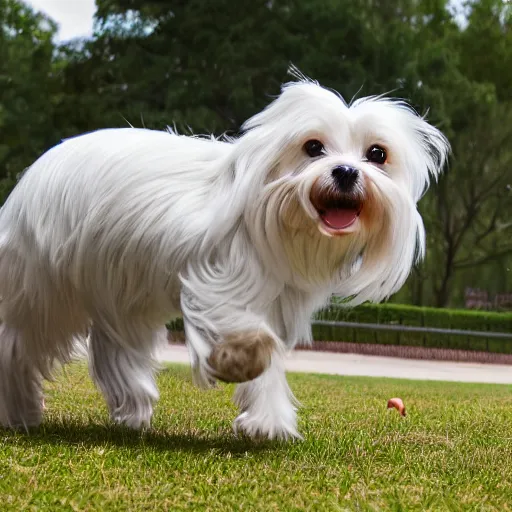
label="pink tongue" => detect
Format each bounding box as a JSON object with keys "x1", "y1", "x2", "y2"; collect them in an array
[{"x1": 321, "y1": 208, "x2": 359, "y2": 229}]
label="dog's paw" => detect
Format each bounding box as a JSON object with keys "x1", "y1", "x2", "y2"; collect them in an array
[
  {"x1": 112, "y1": 409, "x2": 153, "y2": 430},
  {"x1": 207, "y1": 330, "x2": 276, "y2": 383},
  {"x1": 233, "y1": 411, "x2": 302, "y2": 441},
  {"x1": 0, "y1": 412, "x2": 43, "y2": 430}
]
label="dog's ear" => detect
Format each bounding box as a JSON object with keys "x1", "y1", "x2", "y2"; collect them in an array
[
  {"x1": 378, "y1": 102, "x2": 451, "y2": 202},
  {"x1": 414, "y1": 116, "x2": 451, "y2": 181},
  {"x1": 404, "y1": 114, "x2": 451, "y2": 203}
]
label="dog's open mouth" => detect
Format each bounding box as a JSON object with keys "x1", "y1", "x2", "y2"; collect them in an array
[{"x1": 313, "y1": 197, "x2": 363, "y2": 231}]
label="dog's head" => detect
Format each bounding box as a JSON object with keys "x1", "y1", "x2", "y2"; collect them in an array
[{"x1": 216, "y1": 73, "x2": 450, "y2": 303}]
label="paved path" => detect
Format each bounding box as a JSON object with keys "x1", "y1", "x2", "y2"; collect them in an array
[{"x1": 158, "y1": 344, "x2": 512, "y2": 385}]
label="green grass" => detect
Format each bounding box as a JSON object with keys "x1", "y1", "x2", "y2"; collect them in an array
[{"x1": 2, "y1": 364, "x2": 512, "y2": 511}]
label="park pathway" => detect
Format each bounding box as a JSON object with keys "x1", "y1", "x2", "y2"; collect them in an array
[{"x1": 158, "y1": 344, "x2": 512, "y2": 385}]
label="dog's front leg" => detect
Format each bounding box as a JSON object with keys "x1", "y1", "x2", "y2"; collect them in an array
[
  {"x1": 181, "y1": 288, "x2": 284, "y2": 387},
  {"x1": 232, "y1": 353, "x2": 300, "y2": 441}
]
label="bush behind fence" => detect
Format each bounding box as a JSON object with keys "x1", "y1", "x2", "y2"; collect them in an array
[{"x1": 314, "y1": 301, "x2": 512, "y2": 354}]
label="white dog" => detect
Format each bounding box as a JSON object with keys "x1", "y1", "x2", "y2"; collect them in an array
[{"x1": 0, "y1": 71, "x2": 449, "y2": 440}]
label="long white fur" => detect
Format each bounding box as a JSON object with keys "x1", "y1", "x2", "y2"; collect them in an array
[{"x1": 0, "y1": 75, "x2": 449, "y2": 438}]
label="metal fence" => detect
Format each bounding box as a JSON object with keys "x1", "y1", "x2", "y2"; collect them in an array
[{"x1": 312, "y1": 320, "x2": 512, "y2": 340}]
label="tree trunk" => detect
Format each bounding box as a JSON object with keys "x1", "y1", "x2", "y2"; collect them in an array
[
  {"x1": 435, "y1": 275, "x2": 452, "y2": 308},
  {"x1": 435, "y1": 244, "x2": 455, "y2": 308}
]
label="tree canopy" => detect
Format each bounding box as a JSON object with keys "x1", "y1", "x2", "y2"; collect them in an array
[{"x1": 1, "y1": 0, "x2": 510, "y2": 308}]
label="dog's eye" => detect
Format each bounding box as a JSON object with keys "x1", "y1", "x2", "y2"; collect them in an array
[
  {"x1": 303, "y1": 140, "x2": 325, "y2": 158},
  {"x1": 365, "y1": 145, "x2": 387, "y2": 164}
]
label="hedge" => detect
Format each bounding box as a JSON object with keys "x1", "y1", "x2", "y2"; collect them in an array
[
  {"x1": 167, "y1": 317, "x2": 184, "y2": 332},
  {"x1": 313, "y1": 301, "x2": 512, "y2": 354},
  {"x1": 167, "y1": 300, "x2": 512, "y2": 354}
]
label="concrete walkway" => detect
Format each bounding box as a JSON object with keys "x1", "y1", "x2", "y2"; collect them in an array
[{"x1": 159, "y1": 344, "x2": 512, "y2": 385}]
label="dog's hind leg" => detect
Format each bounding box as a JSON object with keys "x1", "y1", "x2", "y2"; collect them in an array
[
  {"x1": 88, "y1": 321, "x2": 163, "y2": 429},
  {"x1": 0, "y1": 324, "x2": 45, "y2": 429},
  {"x1": 0, "y1": 283, "x2": 86, "y2": 430}
]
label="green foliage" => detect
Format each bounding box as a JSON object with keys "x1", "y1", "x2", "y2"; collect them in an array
[
  {"x1": 166, "y1": 317, "x2": 184, "y2": 332},
  {"x1": 399, "y1": 0, "x2": 512, "y2": 307},
  {"x1": 0, "y1": 0, "x2": 60, "y2": 202}
]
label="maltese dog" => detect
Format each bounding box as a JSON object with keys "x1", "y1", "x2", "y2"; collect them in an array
[{"x1": 0, "y1": 69, "x2": 449, "y2": 439}]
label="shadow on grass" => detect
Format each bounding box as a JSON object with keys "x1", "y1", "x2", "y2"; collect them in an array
[{"x1": 2, "y1": 421, "x2": 280, "y2": 456}]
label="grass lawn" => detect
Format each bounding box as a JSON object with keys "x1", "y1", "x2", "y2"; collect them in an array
[{"x1": 2, "y1": 363, "x2": 512, "y2": 511}]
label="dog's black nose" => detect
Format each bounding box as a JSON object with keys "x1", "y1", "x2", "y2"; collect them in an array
[{"x1": 332, "y1": 165, "x2": 359, "y2": 190}]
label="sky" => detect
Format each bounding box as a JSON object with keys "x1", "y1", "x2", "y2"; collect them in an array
[{"x1": 24, "y1": 0, "x2": 96, "y2": 42}]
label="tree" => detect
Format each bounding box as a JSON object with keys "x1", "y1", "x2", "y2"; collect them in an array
[
  {"x1": 5, "y1": 0, "x2": 509, "y2": 308},
  {"x1": 422, "y1": 104, "x2": 512, "y2": 307},
  {"x1": 71, "y1": 0, "x2": 431, "y2": 133},
  {"x1": 0, "y1": 0, "x2": 59, "y2": 202},
  {"x1": 397, "y1": 0, "x2": 512, "y2": 307}
]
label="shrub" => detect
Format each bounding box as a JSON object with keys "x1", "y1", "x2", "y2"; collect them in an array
[{"x1": 317, "y1": 300, "x2": 512, "y2": 353}]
